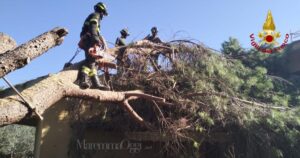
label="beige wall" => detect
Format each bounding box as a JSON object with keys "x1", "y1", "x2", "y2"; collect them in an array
[
  {"x1": 38, "y1": 99, "x2": 164, "y2": 158},
  {"x1": 39, "y1": 99, "x2": 72, "y2": 158}
]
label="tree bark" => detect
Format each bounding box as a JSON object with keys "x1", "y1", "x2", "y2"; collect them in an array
[
  {"x1": 0, "y1": 62, "x2": 165, "y2": 127},
  {"x1": 0, "y1": 27, "x2": 68, "y2": 78}
]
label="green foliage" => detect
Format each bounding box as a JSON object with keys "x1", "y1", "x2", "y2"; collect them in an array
[
  {"x1": 195, "y1": 124, "x2": 205, "y2": 133},
  {"x1": 105, "y1": 38, "x2": 300, "y2": 157},
  {"x1": 198, "y1": 112, "x2": 214, "y2": 126},
  {"x1": 0, "y1": 125, "x2": 35, "y2": 157},
  {"x1": 221, "y1": 37, "x2": 300, "y2": 107},
  {"x1": 221, "y1": 37, "x2": 244, "y2": 56},
  {"x1": 193, "y1": 141, "x2": 200, "y2": 149},
  {"x1": 168, "y1": 38, "x2": 300, "y2": 157}
]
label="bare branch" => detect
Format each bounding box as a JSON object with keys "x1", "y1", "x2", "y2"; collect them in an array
[
  {"x1": 122, "y1": 99, "x2": 145, "y2": 126},
  {"x1": 125, "y1": 92, "x2": 166, "y2": 102},
  {"x1": 0, "y1": 27, "x2": 68, "y2": 77}
]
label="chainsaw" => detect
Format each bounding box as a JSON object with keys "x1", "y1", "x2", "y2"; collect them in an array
[{"x1": 88, "y1": 45, "x2": 117, "y2": 69}]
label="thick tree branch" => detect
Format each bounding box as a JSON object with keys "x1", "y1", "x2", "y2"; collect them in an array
[
  {"x1": 0, "y1": 62, "x2": 165, "y2": 126},
  {"x1": 0, "y1": 27, "x2": 68, "y2": 77},
  {"x1": 0, "y1": 38, "x2": 171, "y2": 127}
]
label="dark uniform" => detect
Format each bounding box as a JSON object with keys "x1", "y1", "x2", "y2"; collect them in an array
[
  {"x1": 115, "y1": 28, "x2": 129, "y2": 47},
  {"x1": 79, "y1": 2, "x2": 108, "y2": 90},
  {"x1": 144, "y1": 34, "x2": 162, "y2": 44},
  {"x1": 144, "y1": 27, "x2": 162, "y2": 71},
  {"x1": 80, "y1": 12, "x2": 102, "y2": 60},
  {"x1": 115, "y1": 29, "x2": 130, "y2": 72},
  {"x1": 144, "y1": 26, "x2": 162, "y2": 43},
  {"x1": 115, "y1": 37, "x2": 126, "y2": 47}
]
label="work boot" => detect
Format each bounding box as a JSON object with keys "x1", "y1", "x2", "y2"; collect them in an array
[
  {"x1": 91, "y1": 75, "x2": 109, "y2": 90},
  {"x1": 79, "y1": 73, "x2": 90, "y2": 89}
]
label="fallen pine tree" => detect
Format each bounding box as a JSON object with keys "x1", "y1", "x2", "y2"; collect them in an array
[{"x1": 0, "y1": 30, "x2": 299, "y2": 158}]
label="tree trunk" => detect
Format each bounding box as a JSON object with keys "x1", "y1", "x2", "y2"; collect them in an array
[
  {"x1": 0, "y1": 27, "x2": 68, "y2": 78},
  {"x1": 0, "y1": 62, "x2": 165, "y2": 127},
  {"x1": 0, "y1": 37, "x2": 170, "y2": 127}
]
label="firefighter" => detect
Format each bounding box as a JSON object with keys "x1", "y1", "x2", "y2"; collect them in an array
[
  {"x1": 115, "y1": 29, "x2": 130, "y2": 70},
  {"x1": 115, "y1": 28, "x2": 130, "y2": 47},
  {"x1": 78, "y1": 2, "x2": 109, "y2": 90},
  {"x1": 144, "y1": 26, "x2": 162, "y2": 43},
  {"x1": 144, "y1": 27, "x2": 163, "y2": 71}
]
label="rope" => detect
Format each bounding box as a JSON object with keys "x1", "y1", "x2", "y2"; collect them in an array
[
  {"x1": 2, "y1": 77, "x2": 43, "y2": 120},
  {"x1": 64, "y1": 48, "x2": 82, "y2": 68},
  {"x1": 67, "y1": 47, "x2": 81, "y2": 64}
]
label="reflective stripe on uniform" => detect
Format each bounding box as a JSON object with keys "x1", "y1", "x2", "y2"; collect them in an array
[
  {"x1": 82, "y1": 66, "x2": 91, "y2": 75},
  {"x1": 90, "y1": 19, "x2": 98, "y2": 23},
  {"x1": 82, "y1": 66, "x2": 97, "y2": 77},
  {"x1": 89, "y1": 68, "x2": 97, "y2": 77},
  {"x1": 90, "y1": 19, "x2": 100, "y2": 33}
]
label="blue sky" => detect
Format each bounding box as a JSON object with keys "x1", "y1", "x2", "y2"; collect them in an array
[{"x1": 1, "y1": 0, "x2": 300, "y2": 87}]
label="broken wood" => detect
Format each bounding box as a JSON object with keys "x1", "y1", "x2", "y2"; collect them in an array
[{"x1": 0, "y1": 27, "x2": 68, "y2": 78}]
